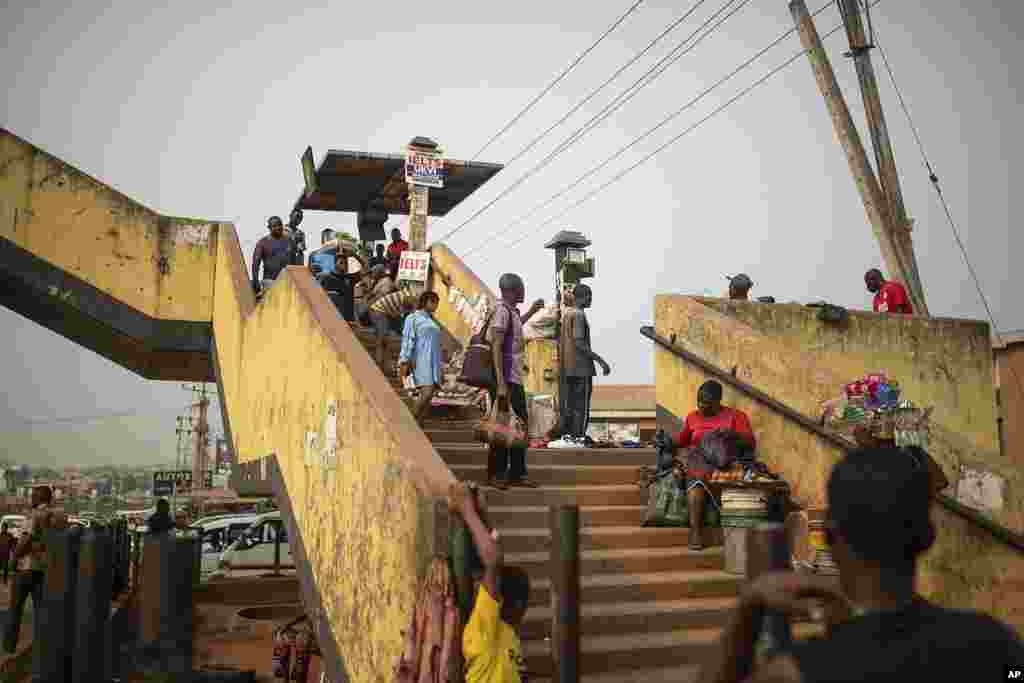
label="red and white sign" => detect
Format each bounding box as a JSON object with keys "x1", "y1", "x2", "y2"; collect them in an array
[{"x1": 397, "y1": 250, "x2": 431, "y2": 282}]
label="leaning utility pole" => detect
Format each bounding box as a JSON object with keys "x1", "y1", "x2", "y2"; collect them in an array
[
  {"x1": 789, "y1": 0, "x2": 921, "y2": 313},
  {"x1": 836, "y1": 0, "x2": 928, "y2": 315}
]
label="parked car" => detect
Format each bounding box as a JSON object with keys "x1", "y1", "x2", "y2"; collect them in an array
[
  {"x1": 188, "y1": 514, "x2": 259, "y2": 575},
  {"x1": 214, "y1": 511, "x2": 293, "y2": 576}
]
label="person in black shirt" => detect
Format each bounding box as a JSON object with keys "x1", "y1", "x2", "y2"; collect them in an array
[
  {"x1": 369, "y1": 243, "x2": 388, "y2": 270},
  {"x1": 700, "y1": 446, "x2": 1024, "y2": 683},
  {"x1": 252, "y1": 216, "x2": 293, "y2": 294},
  {"x1": 146, "y1": 499, "x2": 175, "y2": 535}
]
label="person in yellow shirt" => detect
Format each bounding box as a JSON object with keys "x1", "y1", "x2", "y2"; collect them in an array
[{"x1": 450, "y1": 483, "x2": 531, "y2": 683}]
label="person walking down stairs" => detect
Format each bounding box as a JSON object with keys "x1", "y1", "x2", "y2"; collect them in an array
[{"x1": 399, "y1": 291, "x2": 444, "y2": 427}]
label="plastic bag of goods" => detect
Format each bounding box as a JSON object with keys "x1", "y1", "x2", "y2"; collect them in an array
[
  {"x1": 527, "y1": 394, "x2": 558, "y2": 439},
  {"x1": 523, "y1": 304, "x2": 559, "y2": 340}
]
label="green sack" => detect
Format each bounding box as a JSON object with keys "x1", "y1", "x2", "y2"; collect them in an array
[{"x1": 642, "y1": 477, "x2": 721, "y2": 528}]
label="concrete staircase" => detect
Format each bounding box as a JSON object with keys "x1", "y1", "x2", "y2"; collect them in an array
[{"x1": 348, "y1": 320, "x2": 815, "y2": 682}]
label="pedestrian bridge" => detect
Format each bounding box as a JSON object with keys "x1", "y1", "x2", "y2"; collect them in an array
[{"x1": 3, "y1": 128, "x2": 1023, "y2": 681}]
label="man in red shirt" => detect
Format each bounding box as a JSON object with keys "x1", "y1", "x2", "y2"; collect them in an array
[
  {"x1": 657, "y1": 380, "x2": 756, "y2": 550},
  {"x1": 864, "y1": 268, "x2": 913, "y2": 315},
  {"x1": 386, "y1": 228, "x2": 410, "y2": 280}
]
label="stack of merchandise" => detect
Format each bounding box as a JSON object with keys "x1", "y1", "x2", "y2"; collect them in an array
[
  {"x1": 807, "y1": 517, "x2": 839, "y2": 575},
  {"x1": 417, "y1": 351, "x2": 489, "y2": 410},
  {"x1": 720, "y1": 489, "x2": 770, "y2": 529},
  {"x1": 820, "y1": 372, "x2": 931, "y2": 447}
]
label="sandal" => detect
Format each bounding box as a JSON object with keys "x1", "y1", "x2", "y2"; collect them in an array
[
  {"x1": 486, "y1": 477, "x2": 508, "y2": 490},
  {"x1": 508, "y1": 478, "x2": 539, "y2": 488}
]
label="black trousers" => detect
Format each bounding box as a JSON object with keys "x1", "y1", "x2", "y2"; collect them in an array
[
  {"x1": 562, "y1": 375, "x2": 594, "y2": 438},
  {"x1": 4, "y1": 570, "x2": 43, "y2": 653},
  {"x1": 487, "y1": 383, "x2": 529, "y2": 481}
]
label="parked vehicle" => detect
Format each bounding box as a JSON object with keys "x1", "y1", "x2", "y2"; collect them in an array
[
  {"x1": 0, "y1": 515, "x2": 26, "y2": 539},
  {"x1": 215, "y1": 511, "x2": 293, "y2": 576},
  {"x1": 188, "y1": 514, "x2": 259, "y2": 574}
]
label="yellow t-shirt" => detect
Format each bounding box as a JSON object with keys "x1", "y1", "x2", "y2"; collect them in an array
[{"x1": 463, "y1": 584, "x2": 525, "y2": 683}]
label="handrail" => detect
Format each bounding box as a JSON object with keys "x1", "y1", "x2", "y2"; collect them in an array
[{"x1": 641, "y1": 325, "x2": 1024, "y2": 554}]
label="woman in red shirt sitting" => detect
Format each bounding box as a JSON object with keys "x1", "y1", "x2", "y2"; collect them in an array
[{"x1": 660, "y1": 380, "x2": 756, "y2": 550}]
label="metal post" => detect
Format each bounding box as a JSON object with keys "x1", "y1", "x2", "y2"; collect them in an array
[
  {"x1": 37, "y1": 527, "x2": 82, "y2": 683},
  {"x1": 789, "y1": 0, "x2": 914, "y2": 309},
  {"x1": 550, "y1": 505, "x2": 580, "y2": 683},
  {"x1": 73, "y1": 528, "x2": 114, "y2": 682},
  {"x1": 273, "y1": 520, "x2": 282, "y2": 576},
  {"x1": 837, "y1": 0, "x2": 927, "y2": 315}
]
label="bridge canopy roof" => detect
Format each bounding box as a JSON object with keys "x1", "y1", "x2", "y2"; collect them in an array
[{"x1": 295, "y1": 148, "x2": 503, "y2": 217}]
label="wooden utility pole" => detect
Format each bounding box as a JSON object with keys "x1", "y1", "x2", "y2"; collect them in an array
[
  {"x1": 789, "y1": 0, "x2": 919, "y2": 312},
  {"x1": 837, "y1": 0, "x2": 928, "y2": 315}
]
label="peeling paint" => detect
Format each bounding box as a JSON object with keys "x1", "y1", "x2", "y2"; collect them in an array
[
  {"x1": 956, "y1": 466, "x2": 1004, "y2": 512},
  {"x1": 175, "y1": 223, "x2": 211, "y2": 247}
]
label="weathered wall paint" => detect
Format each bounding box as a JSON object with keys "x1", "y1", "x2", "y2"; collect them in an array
[
  {"x1": 655, "y1": 295, "x2": 1024, "y2": 634},
  {"x1": 213, "y1": 228, "x2": 456, "y2": 682},
  {"x1": 0, "y1": 129, "x2": 216, "y2": 323}
]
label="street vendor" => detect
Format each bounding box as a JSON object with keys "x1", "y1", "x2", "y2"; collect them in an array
[{"x1": 656, "y1": 380, "x2": 756, "y2": 550}]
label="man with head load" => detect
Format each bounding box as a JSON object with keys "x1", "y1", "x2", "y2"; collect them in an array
[
  {"x1": 386, "y1": 227, "x2": 410, "y2": 280},
  {"x1": 727, "y1": 273, "x2": 754, "y2": 300},
  {"x1": 488, "y1": 273, "x2": 545, "y2": 489},
  {"x1": 864, "y1": 268, "x2": 913, "y2": 315},
  {"x1": 4, "y1": 485, "x2": 65, "y2": 654},
  {"x1": 699, "y1": 446, "x2": 1024, "y2": 683},
  {"x1": 559, "y1": 283, "x2": 611, "y2": 443},
  {"x1": 252, "y1": 215, "x2": 293, "y2": 295}
]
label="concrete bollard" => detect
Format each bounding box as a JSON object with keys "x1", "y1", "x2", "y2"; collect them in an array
[
  {"x1": 36, "y1": 526, "x2": 82, "y2": 683},
  {"x1": 73, "y1": 527, "x2": 114, "y2": 682}
]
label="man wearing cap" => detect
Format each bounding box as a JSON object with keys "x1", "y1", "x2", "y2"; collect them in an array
[{"x1": 727, "y1": 274, "x2": 754, "y2": 300}]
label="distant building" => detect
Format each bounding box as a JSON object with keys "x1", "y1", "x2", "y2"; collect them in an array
[
  {"x1": 586, "y1": 385, "x2": 656, "y2": 443},
  {"x1": 994, "y1": 330, "x2": 1024, "y2": 466}
]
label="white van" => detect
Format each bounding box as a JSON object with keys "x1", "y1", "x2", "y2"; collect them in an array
[
  {"x1": 188, "y1": 514, "x2": 258, "y2": 575},
  {"x1": 215, "y1": 511, "x2": 293, "y2": 576},
  {"x1": 0, "y1": 515, "x2": 26, "y2": 539}
]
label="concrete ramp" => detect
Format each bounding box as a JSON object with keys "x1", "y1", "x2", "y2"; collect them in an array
[{"x1": 1, "y1": 128, "x2": 455, "y2": 682}]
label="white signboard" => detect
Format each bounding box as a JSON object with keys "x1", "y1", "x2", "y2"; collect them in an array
[
  {"x1": 405, "y1": 149, "x2": 445, "y2": 188},
  {"x1": 397, "y1": 250, "x2": 431, "y2": 282}
]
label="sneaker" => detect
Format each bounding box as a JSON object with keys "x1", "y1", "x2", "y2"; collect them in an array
[{"x1": 547, "y1": 438, "x2": 574, "y2": 449}]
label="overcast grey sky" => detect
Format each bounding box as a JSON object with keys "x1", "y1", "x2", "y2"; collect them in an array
[{"x1": 2, "y1": 0, "x2": 1019, "y2": 466}]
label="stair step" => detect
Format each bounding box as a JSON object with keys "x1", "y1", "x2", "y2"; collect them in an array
[
  {"x1": 522, "y1": 622, "x2": 824, "y2": 676},
  {"x1": 520, "y1": 596, "x2": 737, "y2": 640},
  {"x1": 506, "y1": 545, "x2": 724, "y2": 580},
  {"x1": 488, "y1": 505, "x2": 647, "y2": 528},
  {"x1": 526, "y1": 569, "x2": 739, "y2": 608},
  {"x1": 499, "y1": 525, "x2": 724, "y2": 555},
  {"x1": 439, "y1": 444, "x2": 655, "y2": 466},
  {"x1": 426, "y1": 429, "x2": 477, "y2": 444},
  {"x1": 454, "y1": 464, "x2": 640, "y2": 486},
  {"x1": 478, "y1": 485, "x2": 645, "y2": 507}
]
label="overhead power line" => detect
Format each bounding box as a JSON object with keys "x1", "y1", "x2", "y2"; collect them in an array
[
  {"x1": 463, "y1": 0, "x2": 834, "y2": 260},
  {"x1": 471, "y1": 2, "x2": 865, "y2": 265},
  {"x1": 13, "y1": 406, "x2": 184, "y2": 427},
  {"x1": 437, "y1": 0, "x2": 752, "y2": 245},
  {"x1": 470, "y1": 0, "x2": 647, "y2": 161},
  {"x1": 501, "y1": 0, "x2": 714, "y2": 171},
  {"x1": 872, "y1": 31, "x2": 1024, "y2": 406}
]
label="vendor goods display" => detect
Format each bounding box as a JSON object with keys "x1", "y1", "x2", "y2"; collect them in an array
[
  {"x1": 807, "y1": 518, "x2": 839, "y2": 575},
  {"x1": 821, "y1": 371, "x2": 931, "y2": 446},
  {"x1": 527, "y1": 394, "x2": 558, "y2": 439},
  {"x1": 720, "y1": 489, "x2": 770, "y2": 529}
]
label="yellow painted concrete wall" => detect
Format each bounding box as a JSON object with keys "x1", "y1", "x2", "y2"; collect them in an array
[
  {"x1": 214, "y1": 228, "x2": 456, "y2": 681},
  {"x1": 0, "y1": 129, "x2": 217, "y2": 323},
  {"x1": 429, "y1": 242, "x2": 557, "y2": 399},
  {"x1": 654, "y1": 295, "x2": 1024, "y2": 633}
]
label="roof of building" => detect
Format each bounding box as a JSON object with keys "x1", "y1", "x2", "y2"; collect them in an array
[
  {"x1": 993, "y1": 330, "x2": 1024, "y2": 350},
  {"x1": 294, "y1": 148, "x2": 503, "y2": 217},
  {"x1": 590, "y1": 385, "x2": 656, "y2": 412}
]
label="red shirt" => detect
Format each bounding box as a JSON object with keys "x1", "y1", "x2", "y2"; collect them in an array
[
  {"x1": 677, "y1": 407, "x2": 755, "y2": 449},
  {"x1": 387, "y1": 239, "x2": 410, "y2": 260},
  {"x1": 873, "y1": 281, "x2": 913, "y2": 315}
]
